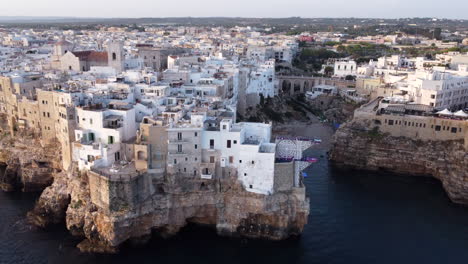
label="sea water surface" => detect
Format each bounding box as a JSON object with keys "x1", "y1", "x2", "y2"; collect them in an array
[{"x1": 1, "y1": 149, "x2": 468, "y2": 264}]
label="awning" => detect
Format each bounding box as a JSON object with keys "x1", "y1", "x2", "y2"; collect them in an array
[
  {"x1": 436, "y1": 108, "x2": 453, "y2": 116},
  {"x1": 453, "y1": 110, "x2": 468, "y2": 118}
]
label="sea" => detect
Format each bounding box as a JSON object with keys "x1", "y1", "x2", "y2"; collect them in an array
[{"x1": 1, "y1": 148, "x2": 468, "y2": 264}]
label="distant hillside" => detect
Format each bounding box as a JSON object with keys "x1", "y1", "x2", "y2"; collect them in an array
[{"x1": 0, "y1": 16, "x2": 467, "y2": 30}]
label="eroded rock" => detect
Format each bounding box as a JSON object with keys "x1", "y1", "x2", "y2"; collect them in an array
[{"x1": 329, "y1": 121, "x2": 468, "y2": 205}]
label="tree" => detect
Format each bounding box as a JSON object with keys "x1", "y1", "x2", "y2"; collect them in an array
[{"x1": 324, "y1": 66, "x2": 334, "y2": 77}]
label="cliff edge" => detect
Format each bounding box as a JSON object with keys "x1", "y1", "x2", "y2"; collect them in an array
[
  {"x1": 27, "y1": 167, "x2": 309, "y2": 253},
  {"x1": 0, "y1": 130, "x2": 62, "y2": 192},
  {"x1": 329, "y1": 119, "x2": 468, "y2": 205}
]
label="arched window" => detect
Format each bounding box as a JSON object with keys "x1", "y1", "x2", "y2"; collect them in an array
[{"x1": 112, "y1": 52, "x2": 117, "y2": 61}]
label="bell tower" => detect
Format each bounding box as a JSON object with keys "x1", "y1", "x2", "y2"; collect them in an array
[{"x1": 107, "y1": 40, "x2": 125, "y2": 73}]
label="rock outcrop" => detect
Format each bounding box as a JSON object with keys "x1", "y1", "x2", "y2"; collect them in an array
[
  {"x1": 27, "y1": 167, "x2": 309, "y2": 253},
  {"x1": 0, "y1": 131, "x2": 62, "y2": 192},
  {"x1": 329, "y1": 119, "x2": 468, "y2": 205},
  {"x1": 1, "y1": 117, "x2": 309, "y2": 252}
]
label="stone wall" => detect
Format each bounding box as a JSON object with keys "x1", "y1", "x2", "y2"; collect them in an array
[
  {"x1": 354, "y1": 110, "x2": 468, "y2": 146},
  {"x1": 274, "y1": 162, "x2": 294, "y2": 192},
  {"x1": 88, "y1": 171, "x2": 155, "y2": 212}
]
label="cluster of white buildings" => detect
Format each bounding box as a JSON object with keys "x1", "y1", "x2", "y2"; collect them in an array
[
  {"x1": 0, "y1": 25, "x2": 306, "y2": 196},
  {"x1": 322, "y1": 53, "x2": 468, "y2": 110}
]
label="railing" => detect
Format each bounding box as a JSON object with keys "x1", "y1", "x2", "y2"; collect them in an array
[
  {"x1": 201, "y1": 174, "x2": 213, "y2": 180},
  {"x1": 104, "y1": 124, "x2": 123, "y2": 129},
  {"x1": 168, "y1": 138, "x2": 189, "y2": 143}
]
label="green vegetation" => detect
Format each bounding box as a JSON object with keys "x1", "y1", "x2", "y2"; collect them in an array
[
  {"x1": 258, "y1": 96, "x2": 284, "y2": 123},
  {"x1": 293, "y1": 48, "x2": 343, "y2": 72},
  {"x1": 337, "y1": 43, "x2": 397, "y2": 60},
  {"x1": 365, "y1": 126, "x2": 385, "y2": 140},
  {"x1": 293, "y1": 42, "x2": 398, "y2": 74},
  {"x1": 323, "y1": 41, "x2": 341, "y2": 46}
]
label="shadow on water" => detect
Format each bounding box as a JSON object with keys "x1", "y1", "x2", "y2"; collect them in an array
[{"x1": 1, "y1": 154, "x2": 468, "y2": 264}]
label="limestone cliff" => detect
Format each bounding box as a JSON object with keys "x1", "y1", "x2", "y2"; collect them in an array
[
  {"x1": 329, "y1": 119, "x2": 468, "y2": 205},
  {"x1": 28, "y1": 168, "x2": 309, "y2": 253},
  {"x1": 0, "y1": 131, "x2": 62, "y2": 192}
]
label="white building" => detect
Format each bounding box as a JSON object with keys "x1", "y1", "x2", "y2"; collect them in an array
[
  {"x1": 334, "y1": 59, "x2": 357, "y2": 77},
  {"x1": 398, "y1": 70, "x2": 468, "y2": 110},
  {"x1": 201, "y1": 120, "x2": 276, "y2": 195},
  {"x1": 73, "y1": 104, "x2": 137, "y2": 170}
]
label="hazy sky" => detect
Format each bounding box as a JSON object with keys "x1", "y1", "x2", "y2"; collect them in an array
[{"x1": 1, "y1": 0, "x2": 467, "y2": 19}]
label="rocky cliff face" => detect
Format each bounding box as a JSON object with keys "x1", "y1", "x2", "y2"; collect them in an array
[
  {"x1": 0, "y1": 131, "x2": 62, "y2": 192},
  {"x1": 329, "y1": 119, "x2": 468, "y2": 205},
  {"x1": 28, "y1": 168, "x2": 309, "y2": 253}
]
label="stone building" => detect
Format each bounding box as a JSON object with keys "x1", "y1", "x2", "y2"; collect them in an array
[
  {"x1": 134, "y1": 117, "x2": 168, "y2": 178},
  {"x1": 107, "y1": 40, "x2": 125, "y2": 74},
  {"x1": 50, "y1": 38, "x2": 74, "y2": 70},
  {"x1": 354, "y1": 97, "x2": 468, "y2": 149},
  {"x1": 60, "y1": 50, "x2": 108, "y2": 72},
  {"x1": 166, "y1": 115, "x2": 204, "y2": 180}
]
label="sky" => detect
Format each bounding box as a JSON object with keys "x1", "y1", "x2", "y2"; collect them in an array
[{"x1": 0, "y1": 0, "x2": 467, "y2": 19}]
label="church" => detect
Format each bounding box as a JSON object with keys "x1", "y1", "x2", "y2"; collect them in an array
[{"x1": 50, "y1": 38, "x2": 124, "y2": 73}]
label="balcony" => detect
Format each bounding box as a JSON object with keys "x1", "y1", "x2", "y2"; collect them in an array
[
  {"x1": 168, "y1": 150, "x2": 186, "y2": 155},
  {"x1": 104, "y1": 115, "x2": 123, "y2": 129},
  {"x1": 168, "y1": 138, "x2": 189, "y2": 143},
  {"x1": 201, "y1": 174, "x2": 212, "y2": 180}
]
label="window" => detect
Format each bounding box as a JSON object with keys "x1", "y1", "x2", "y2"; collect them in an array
[
  {"x1": 388, "y1": 120, "x2": 394, "y2": 125},
  {"x1": 451, "y1": 127, "x2": 457, "y2": 133},
  {"x1": 431, "y1": 94, "x2": 436, "y2": 99},
  {"x1": 115, "y1": 152, "x2": 121, "y2": 161},
  {"x1": 108, "y1": 136, "x2": 114, "y2": 144},
  {"x1": 177, "y1": 132, "x2": 182, "y2": 140},
  {"x1": 223, "y1": 125, "x2": 226, "y2": 130},
  {"x1": 210, "y1": 139, "x2": 214, "y2": 149},
  {"x1": 251, "y1": 161, "x2": 255, "y2": 165},
  {"x1": 90, "y1": 118, "x2": 93, "y2": 125},
  {"x1": 194, "y1": 144, "x2": 198, "y2": 149},
  {"x1": 239, "y1": 160, "x2": 242, "y2": 163},
  {"x1": 229, "y1": 156, "x2": 234, "y2": 163},
  {"x1": 435, "y1": 125, "x2": 441, "y2": 131},
  {"x1": 194, "y1": 132, "x2": 198, "y2": 137},
  {"x1": 210, "y1": 156, "x2": 215, "y2": 163},
  {"x1": 174, "y1": 159, "x2": 177, "y2": 164},
  {"x1": 244, "y1": 173, "x2": 247, "y2": 176},
  {"x1": 178, "y1": 144, "x2": 182, "y2": 153},
  {"x1": 227, "y1": 140, "x2": 231, "y2": 148},
  {"x1": 249, "y1": 185, "x2": 253, "y2": 189},
  {"x1": 233, "y1": 140, "x2": 237, "y2": 144},
  {"x1": 112, "y1": 52, "x2": 117, "y2": 61}
]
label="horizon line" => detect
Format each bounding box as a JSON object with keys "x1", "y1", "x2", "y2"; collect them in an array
[{"x1": 0, "y1": 15, "x2": 467, "y2": 21}]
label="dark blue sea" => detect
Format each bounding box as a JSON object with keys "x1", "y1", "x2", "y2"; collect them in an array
[{"x1": 1, "y1": 149, "x2": 468, "y2": 264}]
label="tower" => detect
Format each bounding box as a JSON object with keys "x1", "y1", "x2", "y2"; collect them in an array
[{"x1": 107, "y1": 40, "x2": 125, "y2": 74}]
